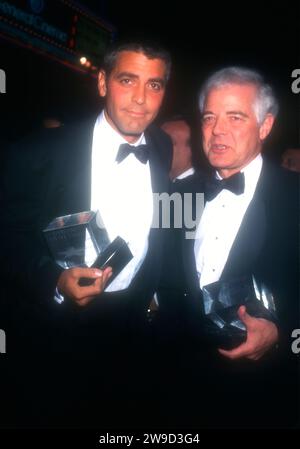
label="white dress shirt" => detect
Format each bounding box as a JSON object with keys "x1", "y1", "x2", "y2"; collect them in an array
[
  {"x1": 174, "y1": 167, "x2": 195, "y2": 181},
  {"x1": 91, "y1": 111, "x2": 153, "y2": 292},
  {"x1": 194, "y1": 154, "x2": 263, "y2": 289}
]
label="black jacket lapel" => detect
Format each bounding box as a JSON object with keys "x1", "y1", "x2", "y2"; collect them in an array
[
  {"x1": 221, "y1": 194, "x2": 266, "y2": 280},
  {"x1": 145, "y1": 125, "x2": 172, "y2": 194},
  {"x1": 129, "y1": 126, "x2": 172, "y2": 300},
  {"x1": 54, "y1": 118, "x2": 95, "y2": 216},
  {"x1": 220, "y1": 162, "x2": 268, "y2": 280}
]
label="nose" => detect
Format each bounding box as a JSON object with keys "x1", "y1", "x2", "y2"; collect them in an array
[
  {"x1": 212, "y1": 116, "x2": 227, "y2": 135},
  {"x1": 132, "y1": 83, "x2": 146, "y2": 105}
]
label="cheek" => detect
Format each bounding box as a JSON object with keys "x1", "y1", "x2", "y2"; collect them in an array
[
  {"x1": 202, "y1": 129, "x2": 211, "y2": 148},
  {"x1": 147, "y1": 93, "x2": 164, "y2": 112},
  {"x1": 234, "y1": 128, "x2": 258, "y2": 153},
  {"x1": 232, "y1": 124, "x2": 257, "y2": 142},
  {"x1": 108, "y1": 86, "x2": 128, "y2": 108}
]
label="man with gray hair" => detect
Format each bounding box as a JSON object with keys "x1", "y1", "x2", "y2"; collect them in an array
[
  {"x1": 156, "y1": 66, "x2": 299, "y2": 427},
  {"x1": 196, "y1": 66, "x2": 281, "y2": 360}
]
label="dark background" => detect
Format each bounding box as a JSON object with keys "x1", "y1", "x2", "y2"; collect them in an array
[{"x1": 0, "y1": 1, "x2": 299, "y2": 160}]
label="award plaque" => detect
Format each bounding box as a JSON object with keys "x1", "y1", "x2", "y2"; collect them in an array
[
  {"x1": 43, "y1": 211, "x2": 133, "y2": 287},
  {"x1": 201, "y1": 275, "x2": 277, "y2": 349}
]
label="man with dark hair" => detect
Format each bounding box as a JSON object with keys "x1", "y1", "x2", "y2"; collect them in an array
[{"x1": 1, "y1": 40, "x2": 172, "y2": 427}]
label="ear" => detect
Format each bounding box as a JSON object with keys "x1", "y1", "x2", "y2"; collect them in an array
[
  {"x1": 259, "y1": 113, "x2": 275, "y2": 140},
  {"x1": 98, "y1": 70, "x2": 107, "y2": 97}
]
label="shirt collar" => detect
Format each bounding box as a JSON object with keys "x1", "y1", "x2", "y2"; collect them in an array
[
  {"x1": 215, "y1": 153, "x2": 263, "y2": 196},
  {"x1": 174, "y1": 167, "x2": 195, "y2": 181}
]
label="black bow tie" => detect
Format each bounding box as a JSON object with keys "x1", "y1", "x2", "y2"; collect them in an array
[
  {"x1": 116, "y1": 143, "x2": 149, "y2": 164},
  {"x1": 205, "y1": 172, "x2": 245, "y2": 201}
]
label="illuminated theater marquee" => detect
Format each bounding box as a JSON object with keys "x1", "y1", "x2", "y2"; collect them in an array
[
  {"x1": 0, "y1": 1, "x2": 67, "y2": 42},
  {"x1": 0, "y1": 0, "x2": 115, "y2": 74}
]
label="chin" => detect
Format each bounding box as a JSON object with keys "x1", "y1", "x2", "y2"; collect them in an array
[
  {"x1": 209, "y1": 154, "x2": 231, "y2": 165},
  {"x1": 124, "y1": 128, "x2": 145, "y2": 137},
  {"x1": 123, "y1": 119, "x2": 148, "y2": 132},
  {"x1": 209, "y1": 157, "x2": 225, "y2": 167},
  {"x1": 116, "y1": 124, "x2": 142, "y2": 137}
]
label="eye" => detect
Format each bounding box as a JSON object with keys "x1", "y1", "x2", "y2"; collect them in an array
[
  {"x1": 120, "y1": 78, "x2": 132, "y2": 85},
  {"x1": 229, "y1": 115, "x2": 243, "y2": 122},
  {"x1": 148, "y1": 81, "x2": 163, "y2": 91},
  {"x1": 202, "y1": 115, "x2": 215, "y2": 124}
]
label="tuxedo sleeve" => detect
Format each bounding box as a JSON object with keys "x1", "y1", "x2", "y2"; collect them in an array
[
  {"x1": 261, "y1": 168, "x2": 299, "y2": 350},
  {"x1": 0, "y1": 131, "x2": 65, "y2": 306}
]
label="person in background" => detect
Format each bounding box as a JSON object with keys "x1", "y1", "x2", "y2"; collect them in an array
[
  {"x1": 161, "y1": 115, "x2": 195, "y2": 180},
  {"x1": 282, "y1": 147, "x2": 300, "y2": 172},
  {"x1": 42, "y1": 117, "x2": 63, "y2": 129}
]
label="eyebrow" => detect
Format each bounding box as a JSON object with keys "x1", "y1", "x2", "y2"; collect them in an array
[
  {"x1": 115, "y1": 71, "x2": 138, "y2": 79},
  {"x1": 226, "y1": 110, "x2": 249, "y2": 118},
  {"x1": 202, "y1": 110, "x2": 249, "y2": 118},
  {"x1": 115, "y1": 72, "x2": 165, "y2": 86}
]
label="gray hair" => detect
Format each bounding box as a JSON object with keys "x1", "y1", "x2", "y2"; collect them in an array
[{"x1": 198, "y1": 66, "x2": 279, "y2": 124}]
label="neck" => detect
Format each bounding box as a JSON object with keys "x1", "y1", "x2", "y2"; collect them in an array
[
  {"x1": 124, "y1": 135, "x2": 141, "y2": 144},
  {"x1": 103, "y1": 110, "x2": 142, "y2": 144},
  {"x1": 217, "y1": 152, "x2": 261, "y2": 179},
  {"x1": 218, "y1": 167, "x2": 241, "y2": 179}
]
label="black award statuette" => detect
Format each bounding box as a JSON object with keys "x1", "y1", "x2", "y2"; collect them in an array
[
  {"x1": 201, "y1": 275, "x2": 277, "y2": 349},
  {"x1": 43, "y1": 211, "x2": 133, "y2": 287}
]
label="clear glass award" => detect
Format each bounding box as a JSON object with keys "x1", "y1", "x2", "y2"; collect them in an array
[
  {"x1": 43, "y1": 211, "x2": 133, "y2": 286},
  {"x1": 201, "y1": 275, "x2": 277, "y2": 349}
]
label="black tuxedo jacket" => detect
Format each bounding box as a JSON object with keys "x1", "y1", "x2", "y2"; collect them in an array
[
  {"x1": 0, "y1": 120, "x2": 173, "y2": 427},
  {"x1": 1, "y1": 117, "x2": 172, "y2": 342},
  {"x1": 156, "y1": 159, "x2": 299, "y2": 428},
  {"x1": 159, "y1": 159, "x2": 299, "y2": 347}
]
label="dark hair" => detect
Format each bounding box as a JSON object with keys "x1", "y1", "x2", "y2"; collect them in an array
[
  {"x1": 160, "y1": 113, "x2": 191, "y2": 127},
  {"x1": 102, "y1": 40, "x2": 172, "y2": 82}
]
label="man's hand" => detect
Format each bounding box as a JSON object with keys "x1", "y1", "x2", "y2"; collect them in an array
[
  {"x1": 57, "y1": 266, "x2": 113, "y2": 307},
  {"x1": 218, "y1": 305, "x2": 279, "y2": 361}
]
